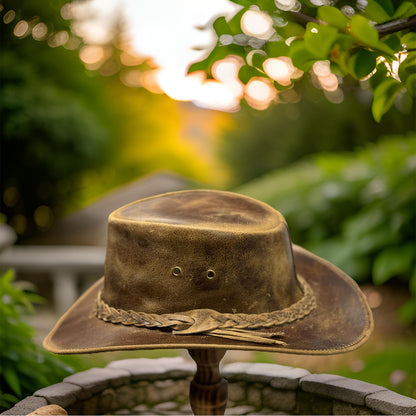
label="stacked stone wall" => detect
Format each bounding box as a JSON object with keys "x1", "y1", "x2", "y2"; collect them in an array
[{"x1": 2, "y1": 358, "x2": 415, "y2": 415}]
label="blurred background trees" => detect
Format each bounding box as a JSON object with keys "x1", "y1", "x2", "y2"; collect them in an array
[
  {"x1": 0, "y1": 0, "x2": 415, "y2": 406},
  {"x1": 0, "y1": 0, "x2": 225, "y2": 240}
]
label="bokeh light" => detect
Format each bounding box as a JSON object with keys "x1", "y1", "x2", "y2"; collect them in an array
[
  {"x1": 48, "y1": 30, "x2": 69, "y2": 48},
  {"x1": 79, "y1": 45, "x2": 105, "y2": 66},
  {"x1": 275, "y1": 0, "x2": 301, "y2": 12},
  {"x1": 194, "y1": 80, "x2": 241, "y2": 112},
  {"x1": 245, "y1": 77, "x2": 277, "y2": 110},
  {"x1": 3, "y1": 9, "x2": 16, "y2": 24},
  {"x1": 120, "y1": 69, "x2": 142, "y2": 87},
  {"x1": 241, "y1": 9, "x2": 274, "y2": 40},
  {"x1": 32, "y1": 22, "x2": 48, "y2": 41},
  {"x1": 13, "y1": 20, "x2": 29, "y2": 38},
  {"x1": 33, "y1": 205, "x2": 54, "y2": 231}
]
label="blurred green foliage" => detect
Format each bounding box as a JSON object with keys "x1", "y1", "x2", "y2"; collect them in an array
[
  {"x1": 221, "y1": 80, "x2": 414, "y2": 186},
  {"x1": 335, "y1": 338, "x2": 416, "y2": 399},
  {"x1": 0, "y1": 0, "x2": 114, "y2": 238},
  {"x1": 189, "y1": 0, "x2": 416, "y2": 121},
  {"x1": 236, "y1": 134, "x2": 416, "y2": 322},
  {"x1": 0, "y1": 270, "x2": 83, "y2": 411},
  {"x1": 0, "y1": 0, "x2": 217, "y2": 240}
]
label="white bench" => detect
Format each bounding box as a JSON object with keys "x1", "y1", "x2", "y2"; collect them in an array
[{"x1": 0, "y1": 245, "x2": 105, "y2": 315}]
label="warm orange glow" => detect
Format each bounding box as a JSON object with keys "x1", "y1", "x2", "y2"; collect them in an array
[
  {"x1": 141, "y1": 70, "x2": 164, "y2": 94},
  {"x1": 241, "y1": 9, "x2": 274, "y2": 40},
  {"x1": 245, "y1": 77, "x2": 277, "y2": 110},
  {"x1": 194, "y1": 80, "x2": 241, "y2": 112},
  {"x1": 13, "y1": 20, "x2": 29, "y2": 37},
  {"x1": 120, "y1": 69, "x2": 142, "y2": 87},
  {"x1": 32, "y1": 22, "x2": 48, "y2": 41},
  {"x1": 120, "y1": 51, "x2": 146, "y2": 66},
  {"x1": 79, "y1": 45, "x2": 105, "y2": 65}
]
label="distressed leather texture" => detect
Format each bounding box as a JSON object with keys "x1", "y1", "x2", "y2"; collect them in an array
[{"x1": 44, "y1": 190, "x2": 373, "y2": 355}]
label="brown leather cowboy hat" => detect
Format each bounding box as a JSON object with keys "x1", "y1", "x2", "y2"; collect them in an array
[{"x1": 44, "y1": 190, "x2": 373, "y2": 355}]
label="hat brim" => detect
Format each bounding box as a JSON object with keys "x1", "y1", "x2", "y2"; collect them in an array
[{"x1": 43, "y1": 245, "x2": 373, "y2": 355}]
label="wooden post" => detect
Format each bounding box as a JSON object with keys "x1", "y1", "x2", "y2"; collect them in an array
[{"x1": 188, "y1": 349, "x2": 228, "y2": 415}]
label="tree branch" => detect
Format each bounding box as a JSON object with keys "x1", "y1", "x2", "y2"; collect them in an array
[
  {"x1": 375, "y1": 15, "x2": 416, "y2": 37},
  {"x1": 287, "y1": 11, "x2": 416, "y2": 37}
]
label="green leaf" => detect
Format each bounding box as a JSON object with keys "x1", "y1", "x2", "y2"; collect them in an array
[
  {"x1": 401, "y1": 32, "x2": 416, "y2": 50},
  {"x1": 384, "y1": 34, "x2": 402, "y2": 53},
  {"x1": 317, "y1": 6, "x2": 349, "y2": 29},
  {"x1": 228, "y1": 9, "x2": 247, "y2": 35},
  {"x1": 363, "y1": 0, "x2": 392, "y2": 23},
  {"x1": 290, "y1": 41, "x2": 319, "y2": 71},
  {"x1": 348, "y1": 49, "x2": 378, "y2": 79},
  {"x1": 398, "y1": 52, "x2": 416, "y2": 83},
  {"x1": 405, "y1": 73, "x2": 416, "y2": 97},
  {"x1": 3, "y1": 366, "x2": 21, "y2": 396},
  {"x1": 213, "y1": 16, "x2": 232, "y2": 37},
  {"x1": 238, "y1": 65, "x2": 267, "y2": 84},
  {"x1": 371, "y1": 77, "x2": 403, "y2": 121},
  {"x1": 374, "y1": 0, "x2": 394, "y2": 16},
  {"x1": 369, "y1": 61, "x2": 388, "y2": 89},
  {"x1": 399, "y1": 297, "x2": 416, "y2": 324},
  {"x1": 349, "y1": 15, "x2": 395, "y2": 56},
  {"x1": 275, "y1": 20, "x2": 305, "y2": 38},
  {"x1": 252, "y1": 52, "x2": 267, "y2": 69},
  {"x1": 304, "y1": 22, "x2": 339, "y2": 59},
  {"x1": 373, "y1": 244, "x2": 415, "y2": 285},
  {"x1": 393, "y1": 1, "x2": 416, "y2": 18},
  {"x1": 265, "y1": 41, "x2": 290, "y2": 58}
]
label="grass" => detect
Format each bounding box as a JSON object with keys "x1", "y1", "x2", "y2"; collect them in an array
[{"x1": 333, "y1": 338, "x2": 416, "y2": 399}]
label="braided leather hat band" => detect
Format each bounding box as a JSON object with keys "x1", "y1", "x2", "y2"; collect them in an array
[{"x1": 95, "y1": 276, "x2": 316, "y2": 345}]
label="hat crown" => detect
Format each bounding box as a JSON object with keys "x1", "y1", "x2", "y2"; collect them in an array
[
  {"x1": 102, "y1": 190, "x2": 303, "y2": 315},
  {"x1": 114, "y1": 189, "x2": 280, "y2": 231}
]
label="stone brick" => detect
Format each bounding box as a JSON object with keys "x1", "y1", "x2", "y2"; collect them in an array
[
  {"x1": 228, "y1": 381, "x2": 247, "y2": 403},
  {"x1": 270, "y1": 367, "x2": 311, "y2": 390},
  {"x1": 34, "y1": 382, "x2": 82, "y2": 407},
  {"x1": 153, "y1": 401, "x2": 179, "y2": 411},
  {"x1": 63, "y1": 367, "x2": 130, "y2": 398},
  {"x1": 145, "y1": 378, "x2": 189, "y2": 404},
  {"x1": 113, "y1": 384, "x2": 138, "y2": 411},
  {"x1": 224, "y1": 362, "x2": 303, "y2": 385},
  {"x1": 222, "y1": 362, "x2": 253, "y2": 381},
  {"x1": 247, "y1": 383, "x2": 263, "y2": 408},
  {"x1": 302, "y1": 374, "x2": 386, "y2": 406},
  {"x1": 296, "y1": 390, "x2": 333, "y2": 415},
  {"x1": 263, "y1": 387, "x2": 296, "y2": 412},
  {"x1": 366, "y1": 389, "x2": 416, "y2": 415},
  {"x1": 225, "y1": 404, "x2": 256, "y2": 415},
  {"x1": 98, "y1": 388, "x2": 116, "y2": 414},
  {"x1": 178, "y1": 403, "x2": 193, "y2": 414},
  {"x1": 1, "y1": 397, "x2": 48, "y2": 415},
  {"x1": 81, "y1": 395, "x2": 99, "y2": 415},
  {"x1": 107, "y1": 357, "x2": 195, "y2": 381},
  {"x1": 333, "y1": 400, "x2": 375, "y2": 415}
]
